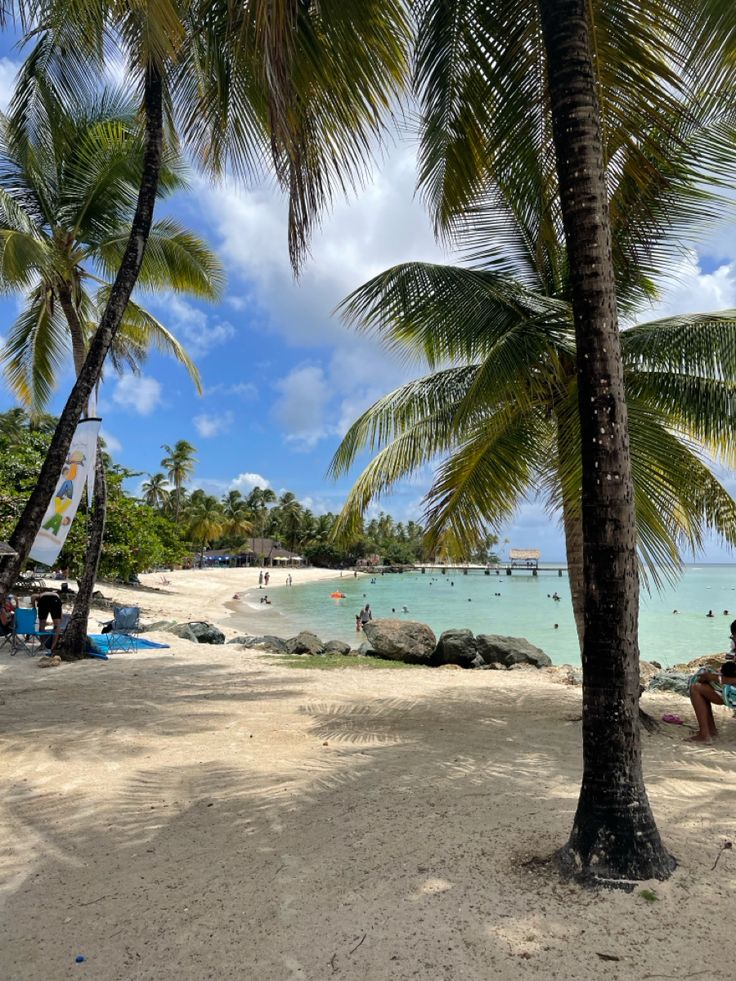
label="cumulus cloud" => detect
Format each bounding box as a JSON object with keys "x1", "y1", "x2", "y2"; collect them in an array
[
  {"x1": 230, "y1": 472, "x2": 271, "y2": 493},
  {"x1": 643, "y1": 250, "x2": 736, "y2": 320},
  {"x1": 193, "y1": 410, "x2": 234, "y2": 438},
  {"x1": 162, "y1": 296, "x2": 237, "y2": 357},
  {"x1": 0, "y1": 58, "x2": 19, "y2": 113},
  {"x1": 272, "y1": 364, "x2": 332, "y2": 448},
  {"x1": 111, "y1": 373, "x2": 162, "y2": 415},
  {"x1": 202, "y1": 380, "x2": 258, "y2": 400}
]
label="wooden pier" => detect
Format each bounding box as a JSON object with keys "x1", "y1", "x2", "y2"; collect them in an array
[{"x1": 415, "y1": 565, "x2": 568, "y2": 577}]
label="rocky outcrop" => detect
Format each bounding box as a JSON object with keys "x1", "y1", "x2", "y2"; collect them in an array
[
  {"x1": 362, "y1": 619, "x2": 436, "y2": 664},
  {"x1": 324, "y1": 640, "x2": 351, "y2": 655},
  {"x1": 170, "y1": 621, "x2": 225, "y2": 645},
  {"x1": 648, "y1": 671, "x2": 690, "y2": 697},
  {"x1": 146, "y1": 620, "x2": 178, "y2": 632},
  {"x1": 475, "y1": 634, "x2": 552, "y2": 669},
  {"x1": 431, "y1": 629, "x2": 479, "y2": 668},
  {"x1": 285, "y1": 631, "x2": 325, "y2": 656}
]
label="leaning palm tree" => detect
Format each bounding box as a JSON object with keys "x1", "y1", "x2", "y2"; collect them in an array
[
  {"x1": 161, "y1": 441, "x2": 198, "y2": 520},
  {"x1": 0, "y1": 0, "x2": 411, "y2": 591},
  {"x1": 0, "y1": 85, "x2": 220, "y2": 654},
  {"x1": 141, "y1": 473, "x2": 171, "y2": 510},
  {"x1": 0, "y1": 86, "x2": 214, "y2": 410},
  {"x1": 333, "y1": 0, "x2": 736, "y2": 881}
]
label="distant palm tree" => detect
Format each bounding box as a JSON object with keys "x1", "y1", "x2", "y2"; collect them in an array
[
  {"x1": 246, "y1": 486, "x2": 277, "y2": 559},
  {"x1": 161, "y1": 441, "x2": 198, "y2": 520},
  {"x1": 141, "y1": 473, "x2": 171, "y2": 509},
  {"x1": 222, "y1": 490, "x2": 253, "y2": 547},
  {"x1": 187, "y1": 492, "x2": 226, "y2": 567}
]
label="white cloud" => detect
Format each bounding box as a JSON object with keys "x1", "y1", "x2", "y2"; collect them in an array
[
  {"x1": 111, "y1": 373, "x2": 162, "y2": 415},
  {"x1": 193, "y1": 410, "x2": 234, "y2": 438},
  {"x1": 202, "y1": 380, "x2": 258, "y2": 400},
  {"x1": 100, "y1": 428, "x2": 122, "y2": 454},
  {"x1": 272, "y1": 364, "x2": 332, "y2": 448},
  {"x1": 163, "y1": 296, "x2": 237, "y2": 357},
  {"x1": 0, "y1": 58, "x2": 20, "y2": 113},
  {"x1": 643, "y1": 251, "x2": 736, "y2": 320},
  {"x1": 231, "y1": 472, "x2": 271, "y2": 493}
]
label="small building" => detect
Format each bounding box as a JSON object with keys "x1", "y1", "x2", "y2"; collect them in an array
[
  {"x1": 509, "y1": 548, "x2": 540, "y2": 570},
  {"x1": 198, "y1": 540, "x2": 303, "y2": 568}
]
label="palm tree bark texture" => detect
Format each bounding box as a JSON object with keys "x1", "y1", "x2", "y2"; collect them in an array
[
  {"x1": 0, "y1": 66, "x2": 163, "y2": 594},
  {"x1": 537, "y1": 0, "x2": 675, "y2": 882}
]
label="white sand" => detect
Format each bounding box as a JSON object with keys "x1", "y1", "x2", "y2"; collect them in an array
[{"x1": 1, "y1": 570, "x2": 735, "y2": 980}]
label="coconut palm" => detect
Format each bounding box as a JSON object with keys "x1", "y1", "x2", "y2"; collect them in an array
[
  {"x1": 246, "y1": 486, "x2": 277, "y2": 558},
  {"x1": 161, "y1": 440, "x2": 197, "y2": 519},
  {"x1": 0, "y1": 86, "x2": 215, "y2": 410},
  {"x1": 221, "y1": 490, "x2": 253, "y2": 546},
  {"x1": 186, "y1": 491, "x2": 225, "y2": 567},
  {"x1": 141, "y1": 473, "x2": 171, "y2": 509},
  {"x1": 1, "y1": 0, "x2": 411, "y2": 590},
  {"x1": 331, "y1": 0, "x2": 736, "y2": 881}
]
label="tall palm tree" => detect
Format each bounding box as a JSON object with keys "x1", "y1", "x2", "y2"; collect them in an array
[
  {"x1": 332, "y1": 0, "x2": 736, "y2": 881},
  {"x1": 221, "y1": 490, "x2": 253, "y2": 547},
  {"x1": 161, "y1": 441, "x2": 198, "y2": 520},
  {"x1": 186, "y1": 492, "x2": 225, "y2": 567},
  {"x1": 141, "y1": 473, "x2": 171, "y2": 509},
  {"x1": 246, "y1": 486, "x2": 277, "y2": 558},
  {"x1": 0, "y1": 87, "x2": 215, "y2": 409},
  {"x1": 0, "y1": 0, "x2": 411, "y2": 590}
]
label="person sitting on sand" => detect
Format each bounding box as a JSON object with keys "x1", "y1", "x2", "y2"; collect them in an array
[
  {"x1": 0, "y1": 594, "x2": 16, "y2": 637},
  {"x1": 687, "y1": 661, "x2": 736, "y2": 742}
]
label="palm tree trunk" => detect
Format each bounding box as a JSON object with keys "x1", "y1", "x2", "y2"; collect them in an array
[
  {"x1": 58, "y1": 444, "x2": 107, "y2": 660},
  {"x1": 561, "y1": 494, "x2": 585, "y2": 650},
  {"x1": 0, "y1": 66, "x2": 164, "y2": 595},
  {"x1": 538, "y1": 0, "x2": 674, "y2": 883},
  {"x1": 57, "y1": 279, "x2": 106, "y2": 646}
]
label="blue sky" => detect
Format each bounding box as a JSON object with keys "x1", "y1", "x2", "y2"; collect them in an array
[{"x1": 2, "y1": 35, "x2": 736, "y2": 564}]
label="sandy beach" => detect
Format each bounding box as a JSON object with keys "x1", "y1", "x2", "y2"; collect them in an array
[{"x1": 1, "y1": 569, "x2": 735, "y2": 980}]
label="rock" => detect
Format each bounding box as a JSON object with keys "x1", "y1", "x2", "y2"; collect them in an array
[
  {"x1": 639, "y1": 660, "x2": 661, "y2": 685},
  {"x1": 227, "y1": 635, "x2": 255, "y2": 645},
  {"x1": 39, "y1": 655, "x2": 61, "y2": 668},
  {"x1": 147, "y1": 620, "x2": 177, "y2": 632},
  {"x1": 672, "y1": 653, "x2": 726, "y2": 673},
  {"x1": 648, "y1": 671, "x2": 690, "y2": 697},
  {"x1": 468, "y1": 653, "x2": 485, "y2": 669},
  {"x1": 431, "y1": 628, "x2": 479, "y2": 668},
  {"x1": 545, "y1": 664, "x2": 582, "y2": 686},
  {"x1": 285, "y1": 631, "x2": 324, "y2": 656},
  {"x1": 324, "y1": 640, "x2": 351, "y2": 656},
  {"x1": 438, "y1": 663, "x2": 462, "y2": 670},
  {"x1": 168, "y1": 623, "x2": 199, "y2": 643},
  {"x1": 169, "y1": 621, "x2": 225, "y2": 645},
  {"x1": 362, "y1": 619, "x2": 436, "y2": 664},
  {"x1": 251, "y1": 635, "x2": 289, "y2": 654},
  {"x1": 356, "y1": 642, "x2": 376, "y2": 657},
  {"x1": 475, "y1": 634, "x2": 552, "y2": 669}
]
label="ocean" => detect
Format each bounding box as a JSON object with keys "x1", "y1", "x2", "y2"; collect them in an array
[{"x1": 231, "y1": 564, "x2": 736, "y2": 666}]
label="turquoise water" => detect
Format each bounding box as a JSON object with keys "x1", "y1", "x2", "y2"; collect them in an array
[{"x1": 234, "y1": 565, "x2": 736, "y2": 666}]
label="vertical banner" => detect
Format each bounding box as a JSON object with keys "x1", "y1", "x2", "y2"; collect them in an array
[{"x1": 29, "y1": 417, "x2": 102, "y2": 567}]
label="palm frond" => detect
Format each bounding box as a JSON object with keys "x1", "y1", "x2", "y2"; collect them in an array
[{"x1": 1, "y1": 283, "x2": 70, "y2": 409}]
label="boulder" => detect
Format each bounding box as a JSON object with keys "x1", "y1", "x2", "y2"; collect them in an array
[
  {"x1": 252, "y1": 635, "x2": 289, "y2": 654},
  {"x1": 170, "y1": 621, "x2": 225, "y2": 645},
  {"x1": 431, "y1": 628, "x2": 479, "y2": 668},
  {"x1": 362, "y1": 619, "x2": 436, "y2": 664},
  {"x1": 545, "y1": 664, "x2": 583, "y2": 686},
  {"x1": 227, "y1": 635, "x2": 255, "y2": 645},
  {"x1": 356, "y1": 642, "x2": 376, "y2": 657},
  {"x1": 147, "y1": 620, "x2": 178, "y2": 632},
  {"x1": 168, "y1": 623, "x2": 199, "y2": 643},
  {"x1": 639, "y1": 660, "x2": 661, "y2": 686},
  {"x1": 286, "y1": 631, "x2": 324, "y2": 656},
  {"x1": 476, "y1": 634, "x2": 552, "y2": 669},
  {"x1": 672, "y1": 653, "x2": 726, "y2": 673},
  {"x1": 324, "y1": 640, "x2": 351, "y2": 656},
  {"x1": 648, "y1": 671, "x2": 690, "y2": 697}
]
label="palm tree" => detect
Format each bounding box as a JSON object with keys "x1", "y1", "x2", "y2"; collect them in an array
[
  {"x1": 186, "y1": 492, "x2": 225, "y2": 568},
  {"x1": 332, "y1": 0, "x2": 736, "y2": 881},
  {"x1": 246, "y1": 486, "x2": 277, "y2": 559},
  {"x1": 161, "y1": 441, "x2": 198, "y2": 520},
  {"x1": 0, "y1": 0, "x2": 411, "y2": 590},
  {"x1": 221, "y1": 490, "x2": 253, "y2": 547},
  {"x1": 0, "y1": 87, "x2": 214, "y2": 409},
  {"x1": 141, "y1": 473, "x2": 171, "y2": 510},
  {"x1": 275, "y1": 491, "x2": 303, "y2": 552}
]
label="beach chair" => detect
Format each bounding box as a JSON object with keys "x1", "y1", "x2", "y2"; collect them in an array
[
  {"x1": 103, "y1": 606, "x2": 142, "y2": 653},
  {"x1": 11, "y1": 607, "x2": 41, "y2": 656}
]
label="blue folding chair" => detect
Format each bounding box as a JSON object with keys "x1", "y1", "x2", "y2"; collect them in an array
[
  {"x1": 12, "y1": 607, "x2": 41, "y2": 656},
  {"x1": 102, "y1": 606, "x2": 141, "y2": 653}
]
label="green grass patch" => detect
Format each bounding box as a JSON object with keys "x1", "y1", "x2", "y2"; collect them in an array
[{"x1": 271, "y1": 654, "x2": 423, "y2": 670}]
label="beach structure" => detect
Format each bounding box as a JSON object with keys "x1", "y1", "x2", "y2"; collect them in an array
[
  {"x1": 509, "y1": 548, "x2": 540, "y2": 570},
  {"x1": 198, "y1": 540, "x2": 303, "y2": 568}
]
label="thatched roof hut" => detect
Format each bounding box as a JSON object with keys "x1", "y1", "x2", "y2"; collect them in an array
[{"x1": 509, "y1": 548, "x2": 540, "y2": 567}]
